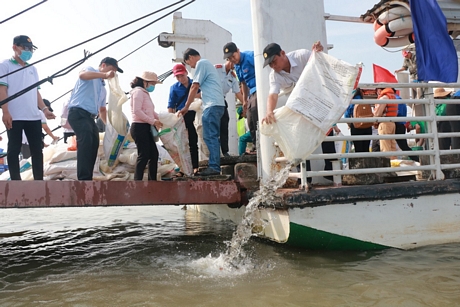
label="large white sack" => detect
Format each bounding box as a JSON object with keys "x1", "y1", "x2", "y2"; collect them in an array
[
  {"x1": 260, "y1": 106, "x2": 323, "y2": 161},
  {"x1": 261, "y1": 51, "x2": 360, "y2": 161},
  {"x1": 286, "y1": 51, "x2": 360, "y2": 133},
  {"x1": 104, "y1": 75, "x2": 129, "y2": 166}
]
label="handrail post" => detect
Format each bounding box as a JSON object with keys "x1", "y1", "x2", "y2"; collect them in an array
[{"x1": 425, "y1": 87, "x2": 445, "y2": 180}]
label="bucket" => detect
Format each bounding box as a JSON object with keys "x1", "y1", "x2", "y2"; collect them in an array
[{"x1": 411, "y1": 146, "x2": 424, "y2": 151}]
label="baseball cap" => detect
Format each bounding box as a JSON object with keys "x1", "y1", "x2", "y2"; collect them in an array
[
  {"x1": 100, "y1": 57, "x2": 123, "y2": 73},
  {"x1": 13, "y1": 35, "x2": 37, "y2": 50},
  {"x1": 263, "y1": 43, "x2": 282, "y2": 68},
  {"x1": 173, "y1": 63, "x2": 187, "y2": 76},
  {"x1": 223, "y1": 42, "x2": 238, "y2": 59}
]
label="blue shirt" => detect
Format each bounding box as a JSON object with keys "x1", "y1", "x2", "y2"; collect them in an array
[
  {"x1": 193, "y1": 59, "x2": 225, "y2": 110},
  {"x1": 235, "y1": 51, "x2": 256, "y2": 95},
  {"x1": 395, "y1": 94, "x2": 406, "y2": 125},
  {"x1": 68, "y1": 66, "x2": 106, "y2": 115},
  {"x1": 344, "y1": 94, "x2": 362, "y2": 118},
  {"x1": 168, "y1": 78, "x2": 195, "y2": 111}
]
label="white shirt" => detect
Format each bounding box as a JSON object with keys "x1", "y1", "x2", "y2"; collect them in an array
[
  {"x1": 0, "y1": 58, "x2": 41, "y2": 121},
  {"x1": 269, "y1": 49, "x2": 311, "y2": 94},
  {"x1": 215, "y1": 64, "x2": 240, "y2": 95}
]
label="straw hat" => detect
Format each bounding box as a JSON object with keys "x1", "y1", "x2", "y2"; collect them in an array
[
  {"x1": 434, "y1": 88, "x2": 451, "y2": 98},
  {"x1": 136, "y1": 71, "x2": 162, "y2": 84}
]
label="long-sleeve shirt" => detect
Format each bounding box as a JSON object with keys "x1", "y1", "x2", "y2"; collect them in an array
[{"x1": 130, "y1": 86, "x2": 158, "y2": 125}]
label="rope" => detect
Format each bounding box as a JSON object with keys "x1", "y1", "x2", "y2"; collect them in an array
[{"x1": 0, "y1": 1, "x2": 48, "y2": 25}]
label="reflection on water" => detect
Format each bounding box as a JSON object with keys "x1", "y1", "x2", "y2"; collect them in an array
[{"x1": 1, "y1": 206, "x2": 460, "y2": 306}]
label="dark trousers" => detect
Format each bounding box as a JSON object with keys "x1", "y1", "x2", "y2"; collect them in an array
[
  {"x1": 7, "y1": 120, "x2": 43, "y2": 180},
  {"x1": 220, "y1": 101, "x2": 229, "y2": 154},
  {"x1": 63, "y1": 132, "x2": 76, "y2": 144},
  {"x1": 130, "y1": 123, "x2": 159, "y2": 180},
  {"x1": 183, "y1": 110, "x2": 199, "y2": 169},
  {"x1": 446, "y1": 104, "x2": 460, "y2": 149},
  {"x1": 437, "y1": 121, "x2": 451, "y2": 150},
  {"x1": 246, "y1": 92, "x2": 258, "y2": 146},
  {"x1": 68, "y1": 107, "x2": 99, "y2": 180},
  {"x1": 350, "y1": 125, "x2": 372, "y2": 152},
  {"x1": 395, "y1": 123, "x2": 419, "y2": 162},
  {"x1": 305, "y1": 130, "x2": 336, "y2": 183}
]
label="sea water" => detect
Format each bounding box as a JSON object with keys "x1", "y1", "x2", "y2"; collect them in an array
[{"x1": 1, "y1": 193, "x2": 460, "y2": 306}]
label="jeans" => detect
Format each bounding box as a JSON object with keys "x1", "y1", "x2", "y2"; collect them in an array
[
  {"x1": 130, "y1": 123, "x2": 158, "y2": 180},
  {"x1": 68, "y1": 107, "x2": 99, "y2": 180},
  {"x1": 7, "y1": 120, "x2": 43, "y2": 180},
  {"x1": 202, "y1": 106, "x2": 224, "y2": 172}
]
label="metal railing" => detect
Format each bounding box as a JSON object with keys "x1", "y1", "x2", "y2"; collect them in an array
[{"x1": 278, "y1": 82, "x2": 460, "y2": 188}]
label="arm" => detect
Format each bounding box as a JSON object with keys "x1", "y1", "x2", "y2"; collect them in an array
[
  {"x1": 0, "y1": 85, "x2": 11, "y2": 129},
  {"x1": 42, "y1": 123, "x2": 58, "y2": 140},
  {"x1": 80, "y1": 70, "x2": 114, "y2": 80},
  {"x1": 240, "y1": 81, "x2": 249, "y2": 108},
  {"x1": 98, "y1": 106, "x2": 107, "y2": 125},
  {"x1": 37, "y1": 91, "x2": 55, "y2": 119},
  {"x1": 262, "y1": 93, "x2": 279, "y2": 124},
  {"x1": 235, "y1": 91, "x2": 244, "y2": 105},
  {"x1": 179, "y1": 83, "x2": 200, "y2": 116}
]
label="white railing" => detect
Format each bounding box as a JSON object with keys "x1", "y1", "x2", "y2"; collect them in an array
[{"x1": 278, "y1": 82, "x2": 460, "y2": 189}]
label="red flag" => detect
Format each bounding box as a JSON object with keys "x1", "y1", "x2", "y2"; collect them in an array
[{"x1": 373, "y1": 64, "x2": 398, "y2": 83}]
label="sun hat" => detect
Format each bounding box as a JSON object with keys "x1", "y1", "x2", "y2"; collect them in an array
[
  {"x1": 136, "y1": 71, "x2": 162, "y2": 84},
  {"x1": 433, "y1": 88, "x2": 451, "y2": 98}
]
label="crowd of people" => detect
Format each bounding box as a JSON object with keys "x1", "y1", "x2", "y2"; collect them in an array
[{"x1": 1, "y1": 34, "x2": 459, "y2": 182}]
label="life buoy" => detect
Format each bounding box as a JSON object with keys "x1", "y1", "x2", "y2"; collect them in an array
[
  {"x1": 374, "y1": 16, "x2": 413, "y2": 47},
  {"x1": 379, "y1": 33, "x2": 415, "y2": 48},
  {"x1": 377, "y1": 6, "x2": 411, "y2": 25}
]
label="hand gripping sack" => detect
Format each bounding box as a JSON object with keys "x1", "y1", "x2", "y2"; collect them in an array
[{"x1": 353, "y1": 104, "x2": 374, "y2": 129}]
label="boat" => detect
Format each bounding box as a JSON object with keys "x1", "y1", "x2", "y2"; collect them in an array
[{"x1": 2, "y1": 0, "x2": 460, "y2": 252}]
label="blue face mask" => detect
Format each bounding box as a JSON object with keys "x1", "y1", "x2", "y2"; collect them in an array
[
  {"x1": 19, "y1": 50, "x2": 33, "y2": 62},
  {"x1": 146, "y1": 85, "x2": 155, "y2": 93}
]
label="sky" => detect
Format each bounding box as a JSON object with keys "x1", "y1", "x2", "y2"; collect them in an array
[{"x1": 0, "y1": 0, "x2": 406, "y2": 148}]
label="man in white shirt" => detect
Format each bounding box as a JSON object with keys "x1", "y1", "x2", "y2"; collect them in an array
[{"x1": 0, "y1": 35, "x2": 55, "y2": 180}]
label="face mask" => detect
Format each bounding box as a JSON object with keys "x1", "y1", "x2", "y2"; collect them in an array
[
  {"x1": 19, "y1": 50, "x2": 33, "y2": 62},
  {"x1": 146, "y1": 85, "x2": 155, "y2": 93}
]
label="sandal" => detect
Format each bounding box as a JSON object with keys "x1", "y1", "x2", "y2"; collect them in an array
[{"x1": 173, "y1": 171, "x2": 185, "y2": 178}]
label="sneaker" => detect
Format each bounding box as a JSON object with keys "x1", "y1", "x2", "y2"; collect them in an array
[{"x1": 196, "y1": 168, "x2": 220, "y2": 176}]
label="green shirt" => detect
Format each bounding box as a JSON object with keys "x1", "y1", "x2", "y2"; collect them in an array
[{"x1": 410, "y1": 121, "x2": 426, "y2": 134}]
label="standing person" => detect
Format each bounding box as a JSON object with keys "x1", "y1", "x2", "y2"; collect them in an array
[
  {"x1": 0, "y1": 35, "x2": 55, "y2": 180},
  {"x1": 129, "y1": 71, "x2": 163, "y2": 181},
  {"x1": 67, "y1": 57, "x2": 122, "y2": 180},
  {"x1": 394, "y1": 50, "x2": 420, "y2": 99},
  {"x1": 215, "y1": 60, "x2": 244, "y2": 157},
  {"x1": 259, "y1": 42, "x2": 335, "y2": 184},
  {"x1": 168, "y1": 63, "x2": 200, "y2": 173},
  {"x1": 223, "y1": 42, "x2": 258, "y2": 148},
  {"x1": 180, "y1": 48, "x2": 225, "y2": 176},
  {"x1": 374, "y1": 88, "x2": 398, "y2": 157},
  {"x1": 434, "y1": 88, "x2": 452, "y2": 150},
  {"x1": 395, "y1": 100, "x2": 419, "y2": 162},
  {"x1": 344, "y1": 88, "x2": 372, "y2": 152}
]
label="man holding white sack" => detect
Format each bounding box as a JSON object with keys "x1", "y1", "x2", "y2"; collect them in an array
[{"x1": 261, "y1": 42, "x2": 338, "y2": 182}]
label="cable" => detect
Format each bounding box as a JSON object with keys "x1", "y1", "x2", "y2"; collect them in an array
[
  {"x1": 118, "y1": 36, "x2": 159, "y2": 62},
  {"x1": 0, "y1": 1, "x2": 48, "y2": 25},
  {"x1": 0, "y1": 0, "x2": 188, "y2": 79},
  {"x1": 0, "y1": 0, "x2": 195, "y2": 107}
]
